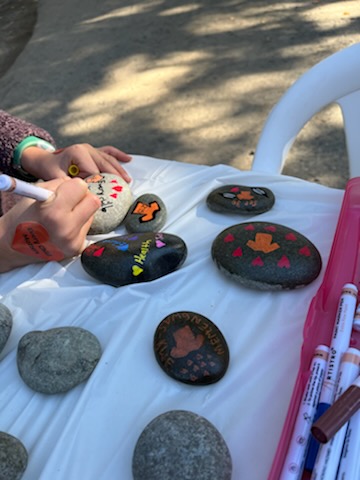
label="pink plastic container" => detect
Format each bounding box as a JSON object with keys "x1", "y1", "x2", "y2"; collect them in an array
[{"x1": 269, "y1": 177, "x2": 360, "y2": 479}]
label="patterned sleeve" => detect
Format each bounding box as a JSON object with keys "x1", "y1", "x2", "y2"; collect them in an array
[{"x1": 0, "y1": 110, "x2": 56, "y2": 175}]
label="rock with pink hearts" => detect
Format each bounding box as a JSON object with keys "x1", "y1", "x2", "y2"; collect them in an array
[
  {"x1": 212, "y1": 222, "x2": 322, "y2": 290},
  {"x1": 81, "y1": 232, "x2": 187, "y2": 287},
  {"x1": 85, "y1": 173, "x2": 133, "y2": 234}
]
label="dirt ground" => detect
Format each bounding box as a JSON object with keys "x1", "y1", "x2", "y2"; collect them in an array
[
  {"x1": 1, "y1": 0, "x2": 360, "y2": 188},
  {"x1": 0, "y1": 0, "x2": 37, "y2": 77}
]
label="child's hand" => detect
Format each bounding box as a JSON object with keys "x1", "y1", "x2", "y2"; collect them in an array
[
  {"x1": 21, "y1": 143, "x2": 132, "y2": 183},
  {"x1": 0, "y1": 177, "x2": 100, "y2": 272}
]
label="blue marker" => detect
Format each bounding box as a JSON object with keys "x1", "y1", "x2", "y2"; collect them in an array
[{"x1": 305, "y1": 283, "x2": 358, "y2": 471}]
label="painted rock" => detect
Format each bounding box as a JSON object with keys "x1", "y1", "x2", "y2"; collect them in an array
[
  {"x1": 124, "y1": 193, "x2": 167, "y2": 233},
  {"x1": 132, "y1": 410, "x2": 232, "y2": 480},
  {"x1": 17, "y1": 327, "x2": 102, "y2": 394},
  {"x1": 154, "y1": 311, "x2": 229, "y2": 385},
  {"x1": 0, "y1": 304, "x2": 12, "y2": 355},
  {"x1": 85, "y1": 173, "x2": 133, "y2": 234},
  {"x1": 212, "y1": 222, "x2": 322, "y2": 290},
  {"x1": 207, "y1": 184, "x2": 275, "y2": 215},
  {"x1": 0, "y1": 432, "x2": 28, "y2": 480},
  {"x1": 81, "y1": 232, "x2": 187, "y2": 287}
]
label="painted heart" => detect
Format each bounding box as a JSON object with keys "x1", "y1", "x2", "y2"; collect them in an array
[
  {"x1": 132, "y1": 265, "x2": 144, "y2": 276},
  {"x1": 285, "y1": 233, "x2": 297, "y2": 241},
  {"x1": 245, "y1": 224, "x2": 255, "y2": 230},
  {"x1": 224, "y1": 234, "x2": 235, "y2": 243},
  {"x1": 93, "y1": 247, "x2": 105, "y2": 257},
  {"x1": 110, "y1": 193, "x2": 118, "y2": 199},
  {"x1": 230, "y1": 187, "x2": 240, "y2": 192},
  {"x1": 112, "y1": 186, "x2": 123, "y2": 192},
  {"x1": 252, "y1": 256, "x2": 264, "y2": 267},
  {"x1": 277, "y1": 255, "x2": 290, "y2": 268},
  {"x1": 232, "y1": 247, "x2": 243, "y2": 257},
  {"x1": 110, "y1": 179, "x2": 118, "y2": 183},
  {"x1": 12, "y1": 222, "x2": 64, "y2": 261},
  {"x1": 102, "y1": 239, "x2": 129, "y2": 252},
  {"x1": 299, "y1": 246, "x2": 311, "y2": 257},
  {"x1": 265, "y1": 225, "x2": 276, "y2": 232},
  {"x1": 156, "y1": 240, "x2": 166, "y2": 248},
  {"x1": 83, "y1": 244, "x2": 103, "y2": 256}
]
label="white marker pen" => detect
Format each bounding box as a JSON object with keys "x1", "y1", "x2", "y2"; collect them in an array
[
  {"x1": 352, "y1": 303, "x2": 360, "y2": 332},
  {"x1": 279, "y1": 345, "x2": 329, "y2": 480},
  {"x1": 0, "y1": 174, "x2": 52, "y2": 202},
  {"x1": 337, "y1": 400, "x2": 360, "y2": 478},
  {"x1": 311, "y1": 347, "x2": 360, "y2": 480},
  {"x1": 305, "y1": 283, "x2": 358, "y2": 471}
]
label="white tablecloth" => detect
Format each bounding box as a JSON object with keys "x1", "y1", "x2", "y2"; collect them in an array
[{"x1": 0, "y1": 155, "x2": 344, "y2": 480}]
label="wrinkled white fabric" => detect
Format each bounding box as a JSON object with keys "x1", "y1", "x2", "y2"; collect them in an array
[{"x1": 0, "y1": 156, "x2": 344, "y2": 480}]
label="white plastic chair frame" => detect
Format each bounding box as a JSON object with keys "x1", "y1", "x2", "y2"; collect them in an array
[{"x1": 252, "y1": 43, "x2": 360, "y2": 178}]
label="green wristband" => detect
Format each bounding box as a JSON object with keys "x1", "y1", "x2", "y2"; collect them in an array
[{"x1": 12, "y1": 136, "x2": 55, "y2": 180}]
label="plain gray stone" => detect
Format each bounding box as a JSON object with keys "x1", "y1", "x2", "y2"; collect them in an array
[
  {"x1": 132, "y1": 410, "x2": 232, "y2": 480},
  {"x1": 0, "y1": 304, "x2": 12, "y2": 355},
  {"x1": 17, "y1": 327, "x2": 102, "y2": 394},
  {"x1": 0, "y1": 431, "x2": 28, "y2": 480},
  {"x1": 85, "y1": 173, "x2": 133, "y2": 234}
]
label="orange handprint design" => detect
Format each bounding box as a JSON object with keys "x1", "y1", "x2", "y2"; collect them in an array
[
  {"x1": 170, "y1": 326, "x2": 205, "y2": 358},
  {"x1": 246, "y1": 233, "x2": 280, "y2": 253},
  {"x1": 236, "y1": 191, "x2": 254, "y2": 200},
  {"x1": 133, "y1": 201, "x2": 160, "y2": 222}
]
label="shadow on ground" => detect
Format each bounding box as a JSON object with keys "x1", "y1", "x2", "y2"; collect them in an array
[{"x1": 1, "y1": 0, "x2": 359, "y2": 188}]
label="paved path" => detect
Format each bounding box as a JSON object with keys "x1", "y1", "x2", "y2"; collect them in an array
[{"x1": 1, "y1": 0, "x2": 360, "y2": 188}]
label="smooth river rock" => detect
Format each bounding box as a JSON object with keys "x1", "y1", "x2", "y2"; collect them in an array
[
  {"x1": 154, "y1": 311, "x2": 229, "y2": 385},
  {"x1": 81, "y1": 232, "x2": 187, "y2": 287},
  {"x1": 85, "y1": 173, "x2": 133, "y2": 234},
  {"x1": 0, "y1": 431, "x2": 28, "y2": 480},
  {"x1": 17, "y1": 327, "x2": 102, "y2": 394},
  {"x1": 0, "y1": 304, "x2": 12, "y2": 355},
  {"x1": 132, "y1": 410, "x2": 232, "y2": 480},
  {"x1": 212, "y1": 221, "x2": 322, "y2": 290},
  {"x1": 124, "y1": 193, "x2": 167, "y2": 233},
  {"x1": 207, "y1": 184, "x2": 275, "y2": 215}
]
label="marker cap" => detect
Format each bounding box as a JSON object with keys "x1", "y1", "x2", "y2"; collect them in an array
[
  {"x1": 68, "y1": 164, "x2": 80, "y2": 177},
  {"x1": 342, "y1": 283, "x2": 358, "y2": 297},
  {"x1": 311, "y1": 385, "x2": 360, "y2": 443},
  {"x1": 0, "y1": 174, "x2": 13, "y2": 191}
]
